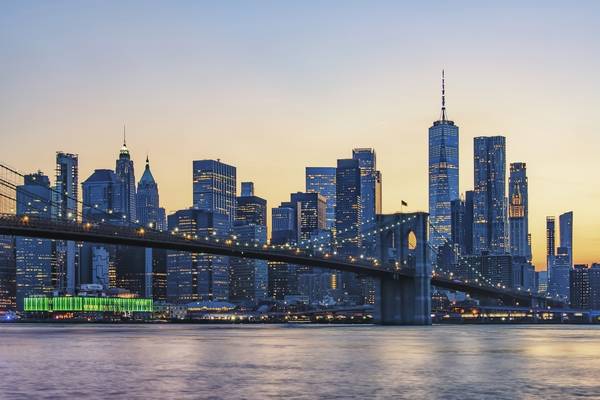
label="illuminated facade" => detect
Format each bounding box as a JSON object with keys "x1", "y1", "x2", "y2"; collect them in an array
[
  {"x1": 353, "y1": 148, "x2": 381, "y2": 255},
  {"x1": 335, "y1": 158, "x2": 361, "y2": 255},
  {"x1": 167, "y1": 209, "x2": 230, "y2": 303},
  {"x1": 192, "y1": 159, "x2": 236, "y2": 223},
  {"x1": 271, "y1": 206, "x2": 298, "y2": 245},
  {"x1": 115, "y1": 138, "x2": 136, "y2": 223},
  {"x1": 15, "y1": 172, "x2": 54, "y2": 310},
  {"x1": 559, "y1": 211, "x2": 573, "y2": 267},
  {"x1": 548, "y1": 246, "x2": 571, "y2": 301},
  {"x1": 24, "y1": 296, "x2": 153, "y2": 313},
  {"x1": 473, "y1": 136, "x2": 508, "y2": 255},
  {"x1": 289, "y1": 192, "x2": 327, "y2": 241},
  {"x1": 306, "y1": 167, "x2": 336, "y2": 229},
  {"x1": 230, "y1": 224, "x2": 268, "y2": 304},
  {"x1": 82, "y1": 169, "x2": 125, "y2": 223},
  {"x1": 429, "y1": 121, "x2": 459, "y2": 247},
  {"x1": 52, "y1": 152, "x2": 79, "y2": 295},
  {"x1": 509, "y1": 162, "x2": 531, "y2": 260},
  {"x1": 136, "y1": 156, "x2": 166, "y2": 231},
  {"x1": 0, "y1": 235, "x2": 15, "y2": 312},
  {"x1": 236, "y1": 182, "x2": 267, "y2": 227},
  {"x1": 81, "y1": 169, "x2": 123, "y2": 292}
]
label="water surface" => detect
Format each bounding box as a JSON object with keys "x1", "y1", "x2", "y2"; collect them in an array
[{"x1": 1, "y1": 324, "x2": 599, "y2": 399}]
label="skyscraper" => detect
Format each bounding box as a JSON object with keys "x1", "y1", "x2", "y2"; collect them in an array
[
  {"x1": 353, "y1": 148, "x2": 381, "y2": 255},
  {"x1": 305, "y1": 167, "x2": 336, "y2": 230},
  {"x1": 82, "y1": 169, "x2": 125, "y2": 224},
  {"x1": 335, "y1": 158, "x2": 361, "y2": 255},
  {"x1": 115, "y1": 134, "x2": 136, "y2": 223},
  {"x1": 549, "y1": 246, "x2": 571, "y2": 301},
  {"x1": 429, "y1": 71, "x2": 459, "y2": 250},
  {"x1": 230, "y1": 224, "x2": 268, "y2": 304},
  {"x1": 559, "y1": 211, "x2": 573, "y2": 267},
  {"x1": 509, "y1": 162, "x2": 531, "y2": 260},
  {"x1": 52, "y1": 152, "x2": 79, "y2": 294},
  {"x1": 473, "y1": 136, "x2": 508, "y2": 255},
  {"x1": 167, "y1": 209, "x2": 230, "y2": 303},
  {"x1": 136, "y1": 156, "x2": 166, "y2": 231},
  {"x1": 240, "y1": 182, "x2": 254, "y2": 197},
  {"x1": 546, "y1": 216, "x2": 556, "y2": 259},
  {"x1": 289, "y1": 192, "x2": 327, "y2": 241},
  {"x1": 0, "y1": 235, "x2": 15, "y2": 313},
  {"x1": 236, "y1": 182, "x2": 267, "y2": 227},
  {"x1": 81, "y1": 169, "x2": 124, "y2": 288},
  {"x1": 15, "y1": 172, "x2": 53, "y2": 310},
  {"x1": 193, "y1": 159, "x2": 236, "y2": 223},
  {"x1": 231, "y1": 183, "x2": 268, "y2": 305},
  {"x1": 271, "y1": 205, "x2": 299, "y2": 245}
]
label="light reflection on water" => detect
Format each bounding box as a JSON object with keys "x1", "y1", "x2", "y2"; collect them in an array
[{"x1": 1, "y1": 324, "x2": 599, "y2": 399}]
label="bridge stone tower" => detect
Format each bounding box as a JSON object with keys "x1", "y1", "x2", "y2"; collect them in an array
[{"x1": 373, "y1": 212, "x2": 431, "y2": 325}]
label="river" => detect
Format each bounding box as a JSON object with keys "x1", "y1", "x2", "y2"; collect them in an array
[{"x1": 1, "y1": 324, "x2": 599, "y2": 399}]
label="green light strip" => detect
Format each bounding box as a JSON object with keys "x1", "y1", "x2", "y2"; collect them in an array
[{"x1": 24, "y1": 296, "x2": 153, "y2": 312}]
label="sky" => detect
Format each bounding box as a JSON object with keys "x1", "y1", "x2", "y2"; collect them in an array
[{"x1": 1, "y1": 1, "x2": 599, "y2": 269}]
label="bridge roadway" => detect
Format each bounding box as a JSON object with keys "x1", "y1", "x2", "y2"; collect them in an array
[{"x1": 0, "y1": 214, "x2": 562, "y2": 308}]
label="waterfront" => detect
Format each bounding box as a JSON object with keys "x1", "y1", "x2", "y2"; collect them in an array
[{"x1": 1, "y1": 325, "x2": 599, "y2": 399}]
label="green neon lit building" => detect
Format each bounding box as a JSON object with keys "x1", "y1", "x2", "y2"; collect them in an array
[{"x1": 24, "y1": 296, "x2": 153, "y2": 313}]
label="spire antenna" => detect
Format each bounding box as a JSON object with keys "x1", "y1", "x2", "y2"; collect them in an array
[
  {"x1": 441, "y1": 69, "x2": 447, "y2": 121},
  {"x1": 123, "y1": 124, "x2": 127, "y2": 146}
]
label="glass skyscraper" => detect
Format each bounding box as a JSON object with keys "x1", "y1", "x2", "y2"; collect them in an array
[
  {"x1": 305, "y1": 167, "x2": 336, "y2": 230},
  {"x1": 115, "y1": 138, "x2": 136, "y2": 224},
  {"x1": 473, "y1": 136, "x2": 508, "y2": 255},
  {"x1": 192, "y1": 159, "x2": 236, "y2": 223},
  {"x1": 560, "y1": 211, "x2": 573, "y2": 267},
  {"x1": 236, "y1": 182, "x2": 267, "y2": 227},
  {"x1": 352, "y1": 148, "x2": 381, "y2": 255},
  {"x1": 52, "y1": 152, "x2": 79, "y2": 294},
  {"x1": 81, "y1": 169, "x2": 124, "y2": 288},
  {"x1": 15, "y1": 172, "x2": 53, "y2": 310},
  {"x1": 271, "y1": 206, "x2": 298, "y2": 245},
  {"x1": 509, "y1": 162, "x2": 531, "y2": 260},
  {"x1": 136, "y1": 156, "x2": 166, "y2": 231},
  {"x1": 167, "y1": 209, "x2": 230, "y2": 303},
  {"x1": 82, "y1": 169, "x2": 125, "y2": 223},
  {"x1": 429, "y1": 72, "x2": 459, "y2": 250},
  {"x1": 335, "y1": 158, "x2": 361, "y2": 255},
  {"x1": 289, "y1": 192, "x2": 327, "y2": 241}
]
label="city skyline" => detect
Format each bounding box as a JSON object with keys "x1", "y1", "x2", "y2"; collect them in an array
[{"x1": 2, "y1": 2, "x2": 600, "y2": 268}]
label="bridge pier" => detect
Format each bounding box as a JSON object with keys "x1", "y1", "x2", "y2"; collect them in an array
[{"x1": 373, "y1": 212, "x2": 431, "y2": 325}]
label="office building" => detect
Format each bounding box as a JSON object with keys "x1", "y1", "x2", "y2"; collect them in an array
[
  {"x1": 15, "y1": 172, "x2": 54, "y2": 310},
  {"x1": 509, "y1": 162, "x2": 531, "y2": 260},
  {"x1": 305, "y1": 167, "x2": 336, "y2": 230},
  {"x1": 559, "y1": 211, "x2": 573, "y2": 267},
  {"x1": 230, "y1": 224, "x2": 268, "y2": 304},
  {"x1": 335, "y1": 158, "x2": 361, "y2": 255},
  {"x1": 473, "y1": 136, "x2": 508, "y2": 254},
  {"x1": 52, "y1": 152, "x2": 79, "y2": 295},
  {"x1": 548, "y1": 246, "x2": 571, "y2": 301},
  {"x1": 352, "y1": 148, "x2": 381, "y2": 254},
  {"x1": 429, "y1": 71, "x2": 459, "y2": 250},
  {"x1": 0, "y1": 235, "x2": 16, "y2": 313},
  {"x1": 236, "y1": 182, "x2": 267, "y2": 227},
  {"x1": 136, "y1": 156, "x2": 166, "y2": 231},
  {"x1": 192, "y1": 159, "x2": 236, "y2": 223},
  {"x1": 167, "y1": 209, "x2": 230, "y2": 303},
  {"x1": 115, "y1": 137, "x2": 136, "y2": 223},
  {"x1": 289, "y1": 192, "x2": 327, "y2": 241},
  {"x1": 271, "y1": 206, "x2": 299, "y2": 245}
]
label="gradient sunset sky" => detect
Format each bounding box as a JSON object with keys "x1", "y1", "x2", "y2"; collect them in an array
[{"x1": 1, "y1": 1, "x2": 599, "y2": 268}]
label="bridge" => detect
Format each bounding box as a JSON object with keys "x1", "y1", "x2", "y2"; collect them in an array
[{"x1": 0, "y1": 162, "x2": 565, "y2": 325}]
